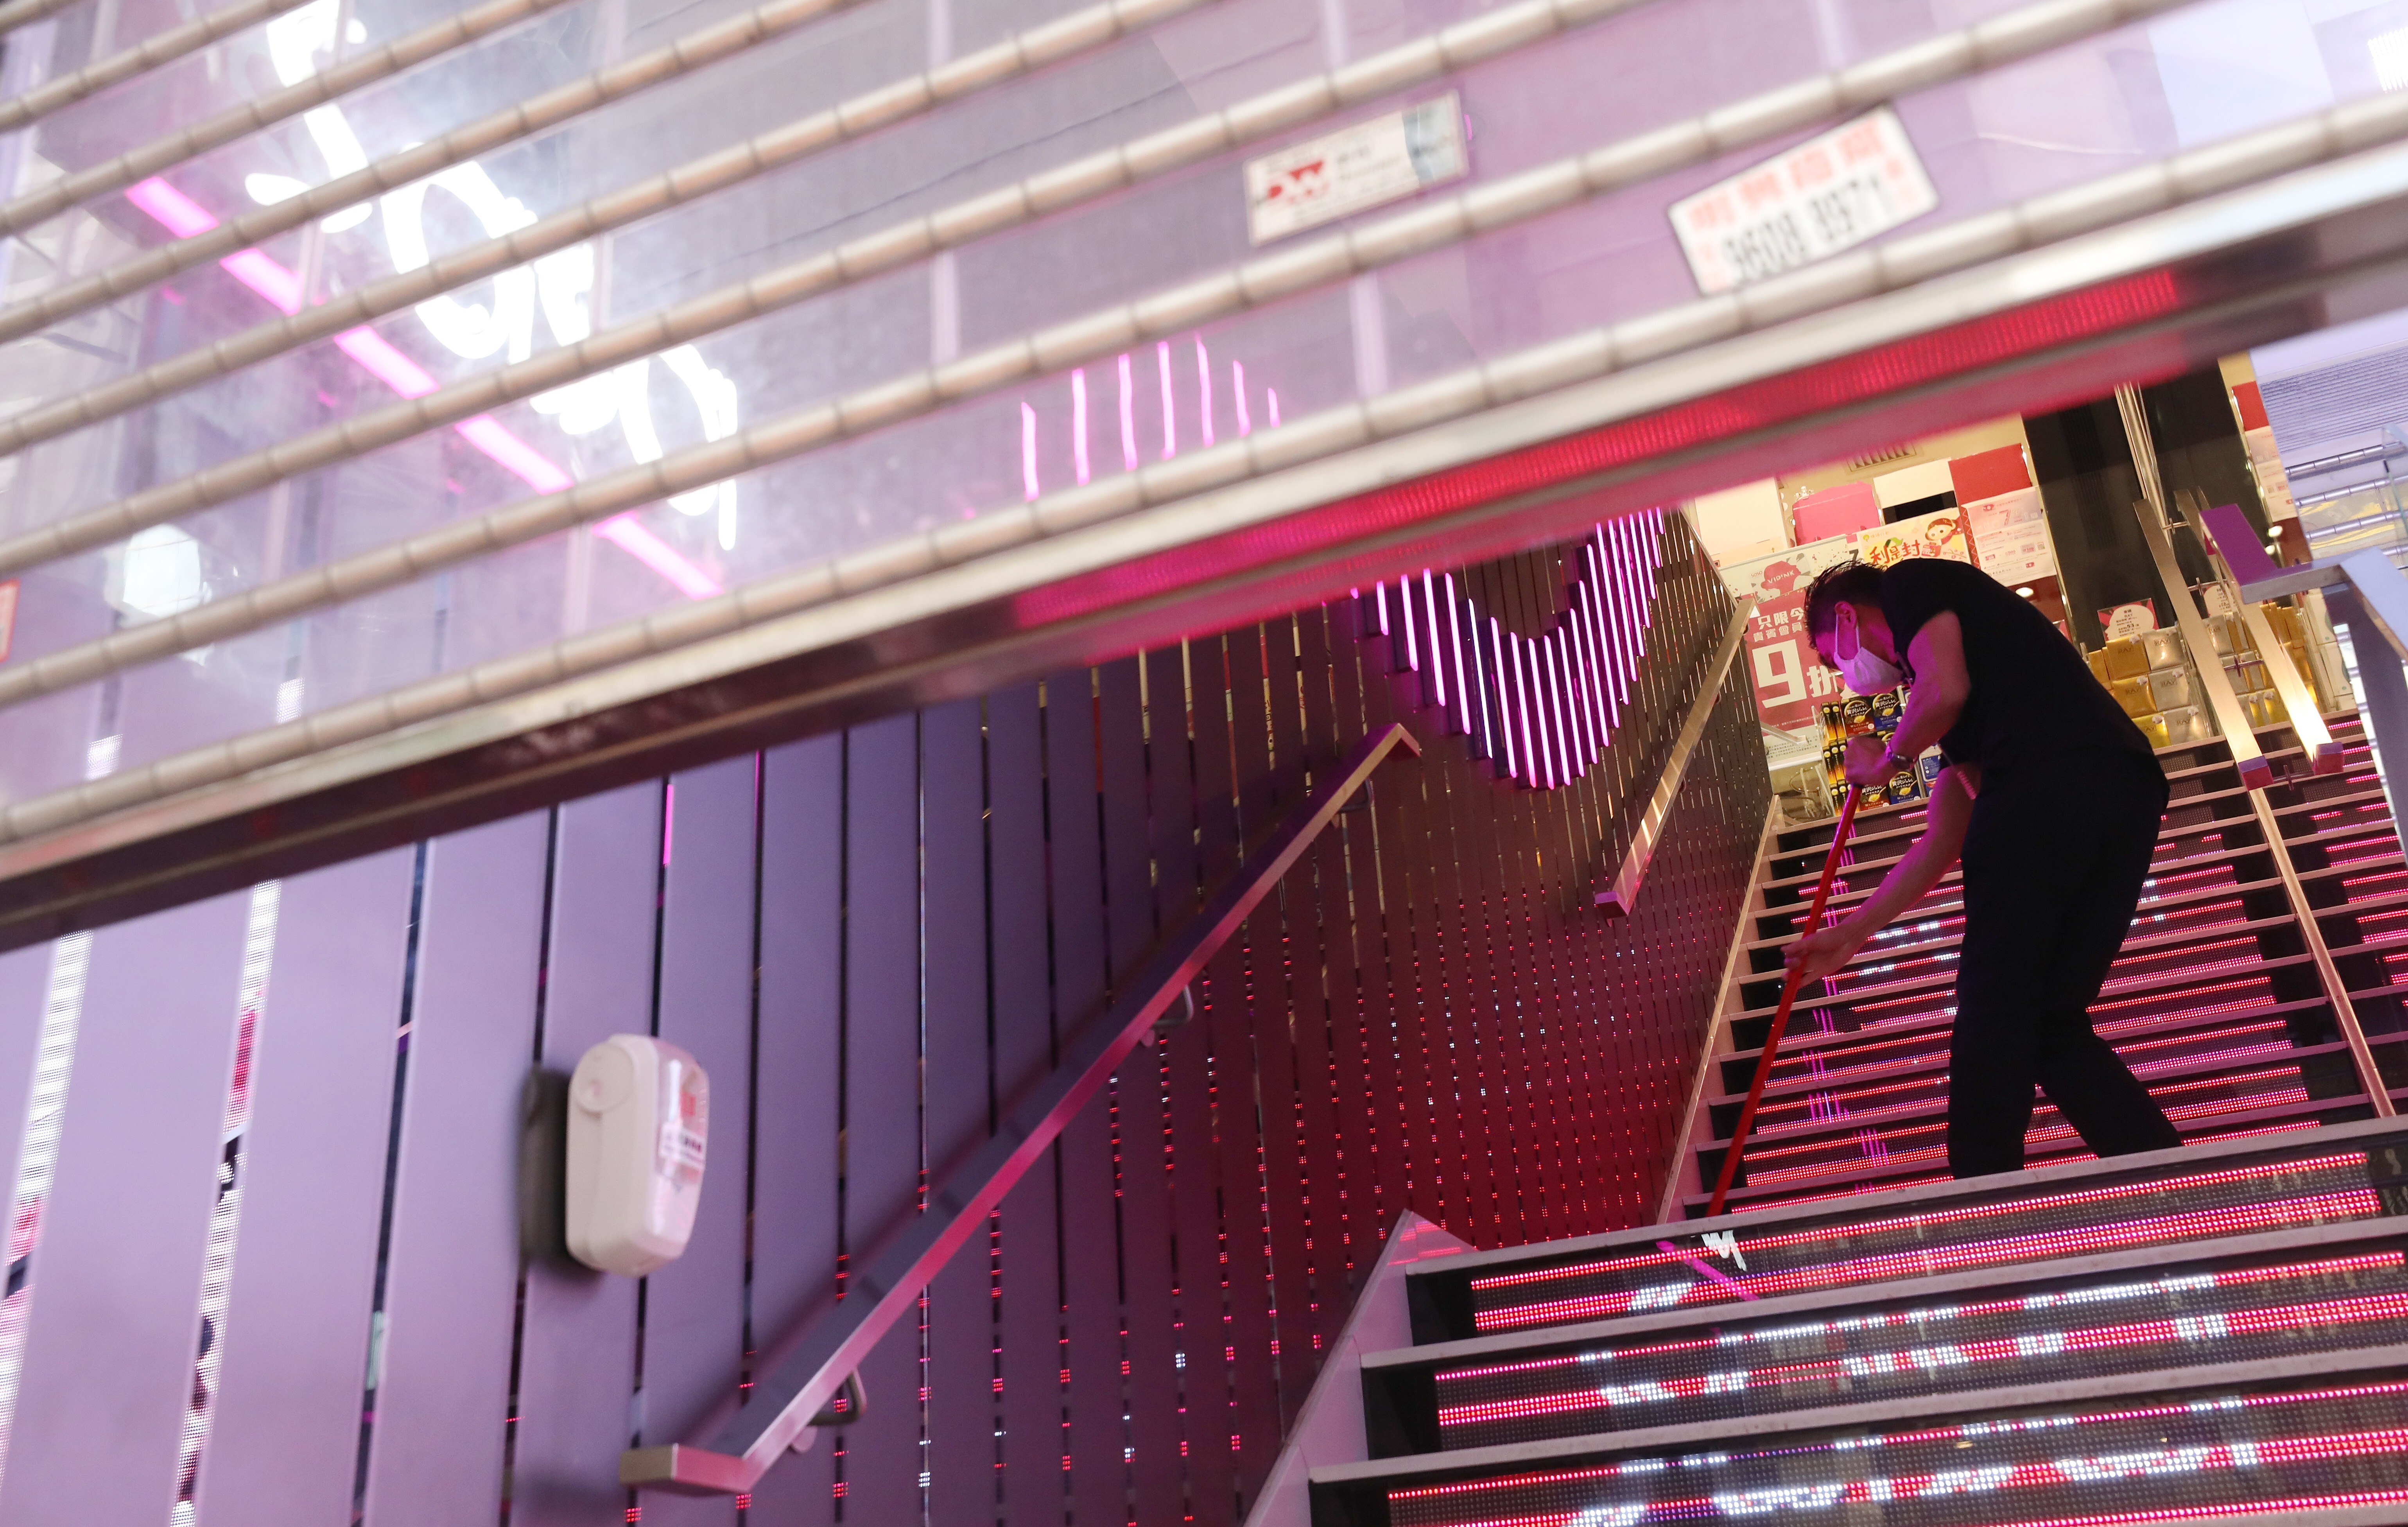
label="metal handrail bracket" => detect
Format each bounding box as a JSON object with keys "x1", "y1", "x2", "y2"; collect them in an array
[
  {"x1": 621, "y1": 721, "x2": 1423, "y2": 1495},
  {"x1": 1594, "y1": 601, "x2": 1754, "y2": 915}
]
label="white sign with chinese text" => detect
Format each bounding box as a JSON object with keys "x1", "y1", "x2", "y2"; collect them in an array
[
  {"x1": 1963, "y1": 487, "x2": 2058, "y2": 585},
  {"x1": 1244, "y1": 95, "x2": 1469, "y2": 244},
  {"x1": 1668, "y1": 108, "x2": 1939, "y2": 294}
]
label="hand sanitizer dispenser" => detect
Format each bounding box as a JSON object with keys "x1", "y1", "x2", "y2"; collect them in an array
[{"x1": 566, "y1": 1035, "x2": 708, "y2": 1276}]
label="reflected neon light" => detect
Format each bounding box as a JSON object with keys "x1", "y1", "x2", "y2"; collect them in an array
[
  {"x1": 1364, "y1": 509, "x2": 1671, "y2": 790},
  {"x1": 1394, "y1": 1380, "x2": 2408, "y2": 1527},
  {"x1": 1440, "y1": 1253, "x2": 2407, "y2": 1431},
  {"x1": 124, "y1": 177, "x2": 720, "y2": 599},
  {"x1": 1470, "y1": 1152, "x2": 2377, "y2": 1329}
]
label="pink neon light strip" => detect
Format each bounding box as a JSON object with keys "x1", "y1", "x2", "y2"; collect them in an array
[
  {"x1": 1070, "y1": 369, "x2": 1090, "y2": 486},
  {"x1": 1511, "y1": 636, "x2": 1539, "y2": 788},
  {"x1": 1442, "y1": 1288, "x2": 2408, "y2": 1429},
  {"x1": 1117, "y1": 352, "x2": 1138, "y2": 471},
  {"x1": 1194, "y1": 336, "x2": 1213, "y2": 447},
  {"x1": 125, "y1": 178, "x2": 718, "y2": 598},
  {"x1": 1422, "y1": 570, "x2": 1446, "y2": 710},
  {"x1": 1475, "y1": 1187, "x2": 2381, "y2": 1328},
  {"x1": 1474, "y1": 1150, "x2": 2368, "y2": 1293},
  {"x1": 1491, "y1": 616, "x2": 1514, "y2": 780},
  {"x1": 1394, "y1": 1377, "x2": 2408, "y2": 1518},
  {"x1": 1549, "y1": 639, "x2": 1570, "y2": 783},
  {"x1": 1441, "y1": 1250, "x2": 2405, "y2": 1386},
  {"x1": 1562, "y1": 633, "x2": 1585, "y2": 775},
  {"x1": 1232, "y1": 360, "x2": 1250, "y2": 437},
  {"x1": 1443, "y1": 572, "x2": 1472, "y2": 740},
  {"x1": 1156, "y1": 340, "x2": 1176, "y2": 459},
  {"x1": 1020, "y1": 402, "x2": 1040, "y2": 501}
]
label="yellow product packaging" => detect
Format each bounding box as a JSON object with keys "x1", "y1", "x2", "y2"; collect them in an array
[
  {"x1": 2086, "y1": 648, "x2": 2113, "y2": 685},
  {"x1": 2134, "y1": 711, "x2": 2171, "y2": 749},
  {"x1": 2109, "y1": 675, "x2": 2155, "y2": 718},
  {"x1": 1818, "y1": 701, "x2": 1847, "y2": 746},
  {"x1": 2265, "y1": 603, "x2": 2304, "y2": 649},
  {"x1": 2104, "y1": 635, "x2": 2151, "y2": 681}
]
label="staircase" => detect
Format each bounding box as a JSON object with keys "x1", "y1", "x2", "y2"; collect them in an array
[
  {"x1": 1668, "y1": 712, "x2": 2408, "y2": 1216},
  {"x1": 1275, "y1": 711, "x2": 2408, "y2": 1527}
]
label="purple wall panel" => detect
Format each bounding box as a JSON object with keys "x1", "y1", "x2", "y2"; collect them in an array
[
  {"x1": 1182, "y1": 637, "x2": 1243, "y2": 1527},
  {"x1": 986, "y1": 684, "x2": 1065, "y2": 1527},
  {"x1": 923, "y1": 698, "x2": 997, "y2": 1527},
  {"x1": 197, "y1": 849, "x2": 417, "y2": 1527},
  {"x1": 743, "y1": 738, "x2": 843, "y2": 1527},
  {"x1": 1252, "y1": 622, "x2": 1320, "y2": 1428},
  {"x1": 357, "y1": 811, "x2": 550, "y2": 1527},
  {"x1": 1126, "y1": 647, "x2": 1195, "y2": 1524},
  {"x1": 0, "y1": 891, "x2": 250, "y2": 1527},
  {"x1": 1044, "y1": 667, "x2": 1128, "y2": 1527},
  {"x1": 512, "y1": 783, "x2": 662, "y2": 1526},
  {"x1": 640, "y1": 758, "x2": 759, "y2": 1527},
  {"x1": 837, "y1": 715, "x2": 925, "y2": 1523}
]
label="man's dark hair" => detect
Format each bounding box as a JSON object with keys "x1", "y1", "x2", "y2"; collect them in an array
[{"x1": 1804, "y1": 560, "x2": 1885, "y2": 645}]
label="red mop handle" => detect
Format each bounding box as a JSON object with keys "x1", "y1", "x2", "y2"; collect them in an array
[{"x1": 1705, "y1": 786, "x2": 1864, "y2": 1220}]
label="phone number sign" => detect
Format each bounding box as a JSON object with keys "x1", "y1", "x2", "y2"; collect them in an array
[{"x1": 1668, "y1": 108, "x2": 1938, "y2": 295}]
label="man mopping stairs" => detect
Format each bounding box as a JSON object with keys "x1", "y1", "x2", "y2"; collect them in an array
[{"x1": 1789, "y1": 557, "x2": 2183, "y2": 1177}]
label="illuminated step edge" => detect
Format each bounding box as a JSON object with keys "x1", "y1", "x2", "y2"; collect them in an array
[
  {"x1": 1713, "y1": 1120, "x2": 2334, "y2": 1218},
  {"x1": 1309, "y1": 1343, "x2": 2408, "y2": 1503},
  {"x1": 1477, "y1": 1182, "x2": 2378, "y2": 1333},
  {"x1": 1381, "y1": 1209, "x2": 2408, "y2": 1379},
  {"x1": 1746, "y1": 997, "x2": 2335, "y2": 1089},
  {"x1": 1728, "y1": 1062, "x2": 2342, "y2": 1178},
  {"x1": 1431, "y1": 1252, "x2": 2408, "y2": 1450},
  {"x1": 1423, "y1": 1119, "x2": 2408, "y2": 1298}
]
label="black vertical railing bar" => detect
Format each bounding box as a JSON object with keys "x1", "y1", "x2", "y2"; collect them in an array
[{"x1": 621, "y1": 721, "x2": 1425, "y2": 1495}]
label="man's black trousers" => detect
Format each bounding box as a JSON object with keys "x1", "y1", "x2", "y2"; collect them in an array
[{"x1": 1949, "y1": 749, "x2": 2183, "y2": 1177}]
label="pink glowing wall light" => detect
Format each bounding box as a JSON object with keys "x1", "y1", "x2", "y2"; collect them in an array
[
  {"x1": 1233, "y1": 361, "x2": 1251, "y2": 437},
  {"x1": 1070, "y1": 368, "x2": 1090, "y2": 486},
  {"x1": 1194, "y1": 336, "x2": 1214, "y2": 448},
  {"x1": 1117, "y1": 352, "x2": 1139, "y2": 472},
  {"x1": 1156, "y1": 341, "x2": 1176, "y2": 459},
  {"x1": 1443, "y1": 572, "x2": 1471, "y2": 739},
  {"x1": 1511, "y1": 636, "x2": 1539, "y2": 788},
  {"x1": 125, "y1": 177, "x2": 719, "y2": 598},
  {"x1": 1020, "y1": 402, "x2": 1040, "y2": 501},
  {"x1": 1491, "y1": 616, "x2": 1515, "y2": 782}
]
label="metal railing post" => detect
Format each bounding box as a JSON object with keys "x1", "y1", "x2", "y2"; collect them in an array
[{"x1": 2120, "y1": 392, "x2": 2394, "y2": 1116}]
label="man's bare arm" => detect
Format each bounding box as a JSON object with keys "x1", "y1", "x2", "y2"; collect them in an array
[{"x1": 1787, "y1": 765, "x2": 1975, "y2": 982}]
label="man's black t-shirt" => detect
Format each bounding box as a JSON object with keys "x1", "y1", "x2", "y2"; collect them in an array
[{"x1": 1879, "y1": 557, "x2": 2153, "y2": 777}]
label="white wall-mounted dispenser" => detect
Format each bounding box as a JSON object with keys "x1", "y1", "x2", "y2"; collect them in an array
[{"x1": 565, "y1": 1035, "x2": 708, "y2": 1276}]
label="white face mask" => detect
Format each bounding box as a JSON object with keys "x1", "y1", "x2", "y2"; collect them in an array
[{"x1": 1836, "y1": 611, "x2": 1904, "y2": 695}]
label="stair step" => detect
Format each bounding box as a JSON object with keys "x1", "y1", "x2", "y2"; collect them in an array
[
  {"x1": 1725, "y1": 1043, "x2": 2353, "y2": 1165},
  {"x1": 1329, "y1": 1353, "x2": 2408, "y2": 1527},
  {"x1": 1421, "y1": 1244, "x2": 2408, "y2": 1453},
  {"x1": 1731, "y1": 1010, "x2": 2322, "y2": 1125},
  {"x1": 1726, "y1": 1068, "x2": 2342, "y2": 1191},
  {"x1": 1435, "y1": 1127, "x2": 2396, "y2": 1339}
]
